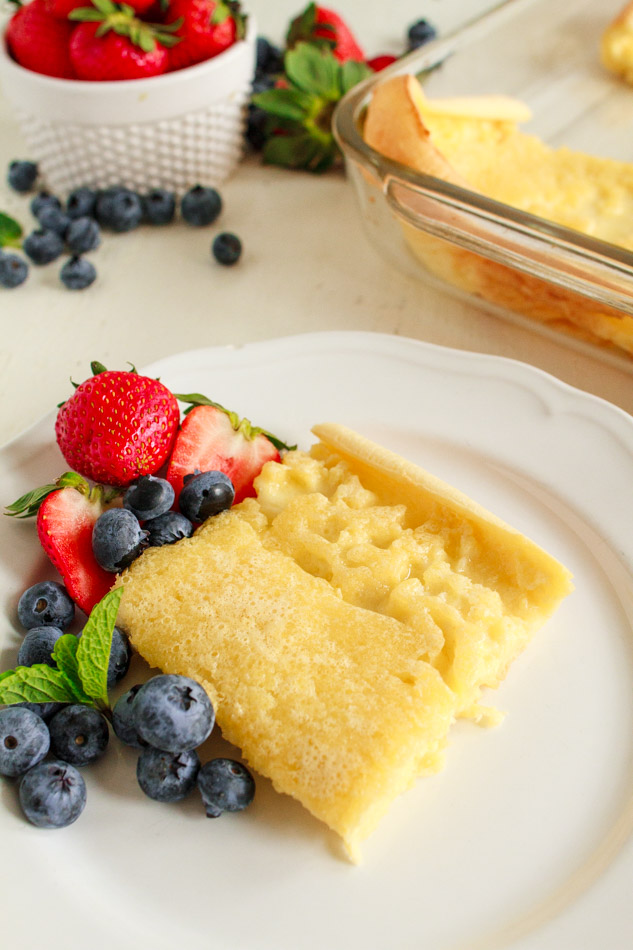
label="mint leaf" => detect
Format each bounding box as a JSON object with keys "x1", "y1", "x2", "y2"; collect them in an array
[
  {"x1": 0, "y1": 212, "x2": 22, "y2": 249},
  {"x1": 0, "y1": 665, "x2": 81, "y2": 705},
  {"x1": 252, "y1": 88, "x2": 313, "y2": 122},
  {"x1": 76, "y1": 587, "x2": 123, "y2": 705},
  {"x1": 285, "y1": 43, "x2": 339, "y2": 98},
  {"x1": 52, "y1": 635, "x2": 92, "y2": 703}
]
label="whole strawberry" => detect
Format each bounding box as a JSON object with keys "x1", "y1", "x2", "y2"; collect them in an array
[
  {"x1": 6, "y1": 0, "x2": 75, "y2": 79},
  {"x1": 55, "y1": 362, "x2": 180, "y2": 486},
  {"x1": 286, "y1": 2, "x2": 364, "y2": 63},
  {"x1": 68, "y1": 0, "x2": 181, "y2": 80},
  {"x1": 44, "y1": 0, "x2": 154, "y2": 18},
  {"x1": 166, "y1": 396, "x2": 293, "y2": 504},
  {"x1": 166, "y1": 0, "x2": 246, "y2": 72}
]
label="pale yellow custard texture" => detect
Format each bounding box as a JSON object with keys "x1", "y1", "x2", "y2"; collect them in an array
[{"x1": 116, "y1": 425, "x2": 572, "y2": 860}]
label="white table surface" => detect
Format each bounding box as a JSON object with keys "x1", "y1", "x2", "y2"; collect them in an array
[{"x1": 0, "y1": 0, "x2": 631, "y2": 449}]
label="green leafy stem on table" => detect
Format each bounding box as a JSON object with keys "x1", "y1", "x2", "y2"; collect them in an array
[
  {"x1": 0, "y1": 587, "x2": 123, "y2": 715},
  {"x1": 252, "y1": 42, "x2": 372, "y2": 173},
  {"x1": 0, "y1": 212, "x2": 23, "y2": 250}
]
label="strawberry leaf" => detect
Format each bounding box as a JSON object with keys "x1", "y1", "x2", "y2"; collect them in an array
[
  {"x1": 69, "y1": 6, "x2": 109, "y2": 20},
  {"x1": 76, "y1": 587, "x2": 123, "y2": 705},
  {"x1": 0, "y1": 212, "x2": 22, "y2": 249},
  {"x1": 263, "y1": 132, "x2": 321, "y2": 167},
  {"x1": 252, "y1": 88, "x2": 313, "y2": 122},
  {"x1": 285, "y1": 43, "x2": 339, "y2": 98},
  {"x1": 0, "y1": 665, "x2": 82, "y2": 705},
  {"x1": 340, "y1": 59, "x2": 372, "y2": 94},
  {"x1": 5, "y1": 472, "x2": 89, "y2": 519},
  {"x1": 5, "y1": 482, "x2": 60, "y2": 519},
  {"x1": 210, "y1": 0, "x2": 230, "y2": 25},
  {"x1": 286, "y1": 2, "x2": 335, "y2": 51},
  {"x1": 173, "y1": 393, "x2": 296, "y2": 450}
]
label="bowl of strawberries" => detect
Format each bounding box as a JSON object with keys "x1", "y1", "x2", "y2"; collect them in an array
[{"x1": 0, "y1": 0, "x2": 256, "y2": 194}]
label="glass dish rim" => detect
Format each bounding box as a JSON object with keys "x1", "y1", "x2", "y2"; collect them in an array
[{"x1": 332, "y1": 0, "x2": 633, "y2": 312}]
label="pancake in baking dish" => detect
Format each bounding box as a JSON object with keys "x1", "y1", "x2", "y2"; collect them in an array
[{"x1": 363, "y1": 75, "x2": 633, "y2": 357}]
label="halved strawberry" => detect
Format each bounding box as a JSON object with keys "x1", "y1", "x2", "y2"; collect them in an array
[
  {"x1": 7, "y1": 473, "x2": 118, "y2": 615},
  {"x1": 167, "y1": 397, "x2": 294, "y2": 504}
]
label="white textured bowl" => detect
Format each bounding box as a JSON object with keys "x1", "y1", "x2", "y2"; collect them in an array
[{"x1": 0, "y1": 15, "x2": 256, "y2": 195}]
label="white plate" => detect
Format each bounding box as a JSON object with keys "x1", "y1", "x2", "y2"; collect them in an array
[{"x1": 1, "y1": 331, "x2": 632, "y2": 950}]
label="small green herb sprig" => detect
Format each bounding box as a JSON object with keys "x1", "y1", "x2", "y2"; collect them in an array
[{"x1": 0, "y1": 587, "x2": 124, "y2": 714}]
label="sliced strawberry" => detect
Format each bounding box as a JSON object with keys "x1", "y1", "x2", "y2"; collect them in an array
[
  {"x1": 166, "y1": 401, "x2": 293, "y2": 504},
  {"x1": 37, "y1": 484, "x2": 114, "y2": 614},
  {"x1": 7, "y1": 472, "x2": 117, "y2": 615}
]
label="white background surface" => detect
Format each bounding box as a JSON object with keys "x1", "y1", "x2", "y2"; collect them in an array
[{"x1": 0, "y1": 0, "x2": 632, "y2": 448}]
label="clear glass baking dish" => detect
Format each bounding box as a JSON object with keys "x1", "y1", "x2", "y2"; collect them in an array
[{"x1": 333, "y1": 0, "x2": 633, "y2": 372}]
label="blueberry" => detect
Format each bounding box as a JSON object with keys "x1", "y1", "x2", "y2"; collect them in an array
[
  {"x1": 77, "y1": 625, "x2": 131, "y2": 688},
  {"x1": 179, "y1": 470, "x2": 235, "y2": 522},
  {"x1": 66, "y1": 216, "x2": 101, "y2": 254},
  {"x1": 0, "y1": 707, "x2": 50, "y2": 777},
  {"x1": 142, "y1": 188, "x2": 176, "y2": 225},
  {"x1": 66, "y1": 186, "x2": 97, "y2": 220},
  {"x1": 95, "y1": 186, "x2": 143, "y2": 232},
  {"x1": 7, "y1": 160, "x2": 38, "y2": 193},
  {"x1": 124, "y1": 475, "x2": 175, "y2": 521},
  {"x1": 197, "y1": 758, "x2": 255, "y2": 818},
  {"x1": 22, "y1": 228, "x2": 65, "y2": 265},
  {"x1": 35, "y1": 204, "x2": 70, "y2": 236},
  {"x1": 17, "y1": 625, "x2": 63, "y2": 667},
  {"x1": 15, "y1": 701, "x2": 67, "y2": 724},
  {"x1": 144, "y1": 511, "x2": 193, "y2": 547},
  {"x1": 132, "y1": 674, "x2": 214, "y2": 753},
  {"x1": 0, "y1": 253, "x2": 28, "y2": 288},
  {"x1": 19, "y1": 759, "x2": 86, "y2": 828},
  {"x1": 246, "y1": 106, "x2": 270, "y2": 151},
  {"x1": 49, "y1": 704, "x2": 109, "y2": 766},
  {"x1": 17, "y1": 580, "x2": 74, "y2": 631},
  {"x1": 251, "y1": 73, "x2": 275, "y2": 96},
  {"x1": 407, "y1": 18, "x2": 437, "y2": 50},
  {"x1": 92, "y1": 508, "x2": 147, "y2": 572},
  {"x1": 137, "y1": 747, "x2": 200, "y2": 802},
  {"x1": 60, "y1": 255, "x2": 97, "y2": 290},
  {"x1": 30, "y1": 191, "x2": 61, "y2": 218},
  {"x1": 180, "y1": 185, "x2": 222, "y2": 227},
  {"x1": 112, "y1": 684, "x2": 147, "y2": 749},
  {"x1": 212, "y1": 232, "x2": 242, "y2": 266},
  {"x1": 255, "y1": 36, "x2": 284, "y2": 76}
]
